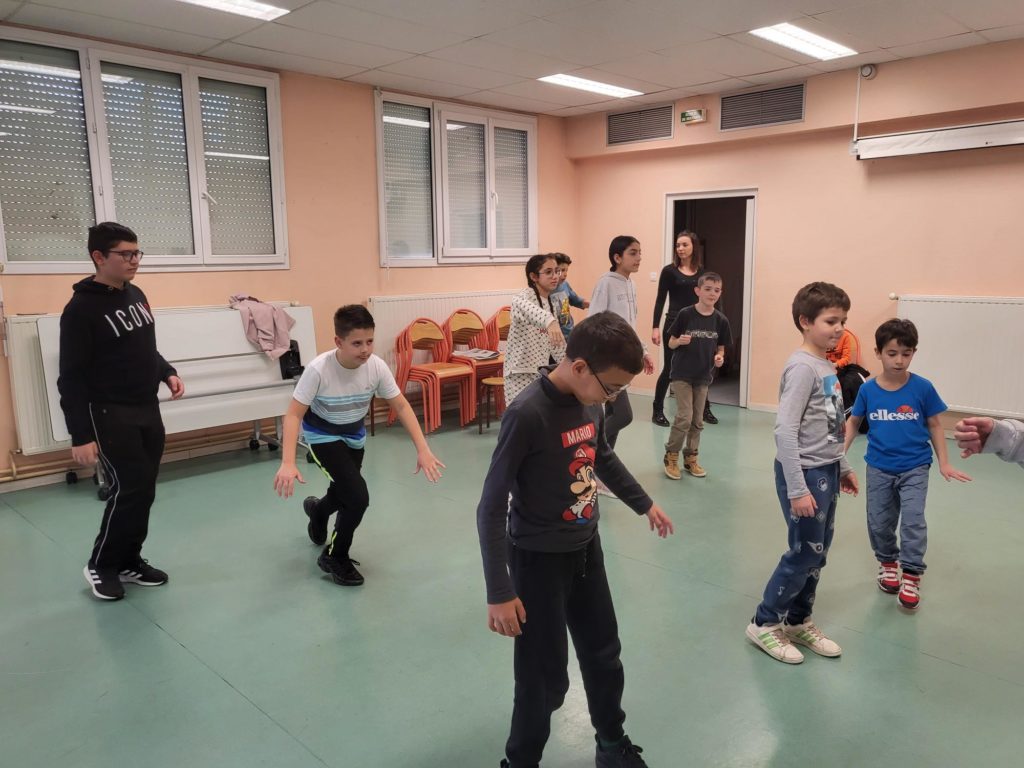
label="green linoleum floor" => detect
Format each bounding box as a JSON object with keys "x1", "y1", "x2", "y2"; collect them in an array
[{"x1": 2, "y1": 401, "x2": 1023, "y2": 767}]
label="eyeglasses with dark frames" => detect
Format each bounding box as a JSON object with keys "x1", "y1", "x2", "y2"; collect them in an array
[
  {"x1": 106, "y1": 249, "x2": 144, "y2": 262},
  {"x1": 585, "y1": 362, "x2": 626, "y2": 400}
]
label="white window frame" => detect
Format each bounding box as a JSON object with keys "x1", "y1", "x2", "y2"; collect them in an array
[
  {"x1": 0, "y1": 26, "x2": 288, "y2": 274},
  {"x1": 376, "y1": 91, "x2": 538, "y2": 267}
]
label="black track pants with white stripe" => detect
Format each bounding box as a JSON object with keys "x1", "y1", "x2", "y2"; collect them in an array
[{"x1": 89, "y1": 401, "x2": 165, "y2": 570}]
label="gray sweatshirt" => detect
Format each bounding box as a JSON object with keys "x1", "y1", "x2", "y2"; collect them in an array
[
  {"x1": 984, "y1": 419, "x2": 1024, "y2": 468},
  {"x1": 588, "y1": 271, "x2": 645, "y2": 349},
  {"x1": 774, "y1": 350, "x2": 853, "y2": 498}
]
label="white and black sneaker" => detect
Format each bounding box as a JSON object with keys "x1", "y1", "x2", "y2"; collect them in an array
[
  {"x1": 83, "y1": 565, "x2": 125, "y2": 601},
  {"x1": 118, "y1": 559, "x2": 169, "y2": 586}
]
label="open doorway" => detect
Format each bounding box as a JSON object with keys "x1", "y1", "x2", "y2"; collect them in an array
[{"x1": 666, "y1": 190, "x2": 755, "y2": 408}]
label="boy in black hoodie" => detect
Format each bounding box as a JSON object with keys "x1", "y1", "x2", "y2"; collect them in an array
[
  {"x1": 59, "y1": 222, "x2": 185, "y2": 601},
  {"x1": 477, "y1": 311, "x2": 675, "y2": 768}
]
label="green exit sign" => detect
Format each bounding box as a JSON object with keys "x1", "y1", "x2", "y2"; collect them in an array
[{"x1": 680, "y1": 109, "x2": 706, "y2": 124}]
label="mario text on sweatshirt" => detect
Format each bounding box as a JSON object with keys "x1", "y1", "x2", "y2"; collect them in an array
[
  {"x1": 476, "y1": 369, "x2": 653, "y2": 604},
  {"x1": 58, "y1": 277, "x2": 176, "y2": 446}
]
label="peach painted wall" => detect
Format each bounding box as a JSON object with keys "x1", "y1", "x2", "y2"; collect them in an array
[
  {"x1": 0, "y1": 73, "x2": 577, "y2": 472},
  {"x1": 559, "y1": 40, "x2": 1024, "y2": 408}
]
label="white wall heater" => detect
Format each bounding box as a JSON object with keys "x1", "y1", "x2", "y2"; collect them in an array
[{"x1": 854, "y1": 119, "x2": 1024, "y2": 159}]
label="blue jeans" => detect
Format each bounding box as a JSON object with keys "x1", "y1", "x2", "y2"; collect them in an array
[
  {"x1": 754, "y1": 461, "x2": 839, "y2": 627},
  {"x1": 865, "y1": 463, "x2": 930, "y2": 574}
]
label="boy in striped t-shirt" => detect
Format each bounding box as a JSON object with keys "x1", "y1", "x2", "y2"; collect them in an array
[{"x1": 273, "y1": 305, "x2": 444, "y2": 586}]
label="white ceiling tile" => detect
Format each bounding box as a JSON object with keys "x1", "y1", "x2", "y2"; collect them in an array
[
  {"x1": 346, "y1": 69, "x2": 479, "y2": 99},
  {"x1": 625, "y1": 86, "x2": 702, "y2": 104},
  {"x1": 812, "y1": 0, "x2": 971, "y2": 49},
  {"x1": 979, "y1": 23, "x2": 1024, "y2": 42},
  {"x1": 887, "y1": 32, "x2": 989, "y2": 59},
  {"x1": 203, "y1": 43, "x2": 366, "y2": 79},
  {"x1": 279, "y1": 2, "x2": 468, "y2": 55},
  {"x1": 658, "y1": 36, "x2": 807, "y2": 75},
  {"x1": 635, "y1": 0, "x2": 812, "y2": 36},
  {"x1": 25, "y1": 0, "x2": 263, "y2": 38},
  {"x1": 597, "y1": 52, "x2": 722, "y2": 88},
  {"x1": 233, "y1": 23, "x2": 411, "y2": 69},
  {"x1": 517, "y1": 0, "x2": 595, "y2": 16},
  {"x1": 796, "y1": 1, "x2": 865, "y2": 12},
  {"x1": 460, "y1": 90, "x2": 565, "y2": 114},
  {"x1": 544, "y1": 0, "x2": 716, "y2": 51},
  {"x1": 806, "y1": 49, "x2": 900, "y2": 73},
  {"x1": 326, "y1": 0, "x2": 534, "y2": 38},
  {"x1": 9, "y1": 4, "x2": 221, "y2": 54},
  {"x1": 689, "y1": 77, "x2": 757, "y2": 97},
  {"x1": 932, "y1": 0, "x2": 1024, "y2": 31},
  {"x1": 739, "y1": 64, "x2": 822, "y2": 86},
  {"x1": 547, "y1": 104, "x2": 608, "y2": 116},
  {"x1": 0, "y1": 1, "x2": 22, "y2": 20},
  {"x1": 480, "y1": 18, "x2": 625, "y2": 66},
  {"x1": 491, "y1": 78, "x2": 613, "y2": 106},
  {"x1": 428, "y1": 39, "x2": 578, "y2": 79},
  {"x1": 380, "y1": 56, "x2": 522, "y2": 90}
]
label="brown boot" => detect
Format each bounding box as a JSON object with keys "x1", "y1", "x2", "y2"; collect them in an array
[
  {"x1": 663, "y1": 451, "x2": 681, "y2": 480},
  {"x1": 683, "y1": 454, "x2": 706, "y2": 478}
]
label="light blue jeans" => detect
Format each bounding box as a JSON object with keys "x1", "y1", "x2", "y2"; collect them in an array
[{"x1": 865, "y1": 463, "x2": 930, "y2": 574}]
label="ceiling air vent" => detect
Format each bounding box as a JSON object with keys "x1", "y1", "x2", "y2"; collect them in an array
[
  {"x1": 607, "y1": 104, "x2": 673, "y2": 145},
  {"x1": 720, "y1": 83, "x2": 804, "y2": 130}
]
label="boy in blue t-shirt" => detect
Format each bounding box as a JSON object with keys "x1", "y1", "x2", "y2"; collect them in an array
[
  {"x1": 844, "y1": 319, "x2": 971, "y2": 610},
  {"x1": 550, "y1": 252, "x2": 589, "y2": 341}
]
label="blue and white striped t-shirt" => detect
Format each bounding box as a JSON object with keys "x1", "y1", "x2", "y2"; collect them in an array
[{"x1": 292, "y1": 350, "x2": 400, "y2": 449}]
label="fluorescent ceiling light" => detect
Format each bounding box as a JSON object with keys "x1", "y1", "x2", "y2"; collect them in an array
[
  {"x1": 0, "y1": 60, "x2": 133, "y2": 83},
  {"x1": 749, "y1": 23, "x2": 856, "y2": 61},
  {"x1": 537, "y1": 74, "x2": 642, "y2": 98},
  {"x1": 174, "y1": 0, "x2": 290, "y2": 21},
  {"x1": 205, "y1": 151, "x2": 271, "y2": 160},
  {"x1": 0, "y1": 104, "x2": 55, "y2": 115}
]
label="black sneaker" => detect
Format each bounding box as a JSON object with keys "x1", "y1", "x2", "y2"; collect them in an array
[
  {"x1": 596, "y1": 735, "x2": 648, "y2": 767},
  {"x1": 317, "y1": 550, "x2": 364, "y2": 586},
  {"x1": 652, "y1": 411, "x2": 670, "y2": 427},
  {"x1": 304, "y1": 496, "x2": 327, "y2": 545},
  {"x1": 119, "y1": 559, "x2": 168, "y2": 586},
  {"x1": 703, "y1": 403, "x2": 719, "y2": 425},
  {"x1": 83, "y1": 565, "x2": 125, "y2": 601}
]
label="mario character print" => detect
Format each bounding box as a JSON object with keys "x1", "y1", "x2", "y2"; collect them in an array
[{"x1": 563, "y1": 444, "x2": 597, "y2": 523}]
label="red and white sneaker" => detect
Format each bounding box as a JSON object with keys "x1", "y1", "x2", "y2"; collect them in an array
[
  {"x1": 898, "y1": 573, "x2": 921, "y2": 609},
  {"x1": 877, "y1": 561, "x2": 900, "y2": 594}
]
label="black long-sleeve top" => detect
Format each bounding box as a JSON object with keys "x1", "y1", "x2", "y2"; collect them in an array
[
  {"x1": 476, "y1": 369, "x2": 653, "y2": 604},
  {"x1": 58, "y1": 277, "x2": 176, "y2": 446},
  {"x1": 652, "y1": 264, "x2": 700, "y2": 328}
]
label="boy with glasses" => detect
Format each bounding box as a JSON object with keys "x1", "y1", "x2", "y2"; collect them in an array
[
  {"x1": 477, "y1": 311, "x2": 674, "y2": 768},
  {"x1": 59, "y1": 222, "x2": 184, "y2": 601}
]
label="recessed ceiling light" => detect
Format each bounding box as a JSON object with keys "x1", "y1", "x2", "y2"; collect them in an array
[
  {"x1": 749, "y1": 22, "x2": 857, "y2": 61},
  {"x1": 538, "y1": 74, "x2": 642, "y2": 99},
  {"x1": 174, "y1": 0, "x2": 290, "y2": 22}
]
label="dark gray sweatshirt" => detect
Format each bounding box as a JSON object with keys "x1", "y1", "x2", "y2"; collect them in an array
[{"x1": 476, "y1": 369, "x2": 653, "y2": 604}]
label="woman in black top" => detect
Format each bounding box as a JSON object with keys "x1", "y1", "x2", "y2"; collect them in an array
[{"x1": 651, "y1": 231, "x2": 702, "y2": 426}]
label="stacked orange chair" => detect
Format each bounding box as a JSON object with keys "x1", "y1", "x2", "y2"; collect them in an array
[
  {"x1": 389, "y1": 318, "x2": 475, "y2": 432},
  {"x1": 481, "y1": 306, "x2": 512, "y2": 418},
  {"x1": 445, "y1": 308, "x2": 504, "y2": 380}
]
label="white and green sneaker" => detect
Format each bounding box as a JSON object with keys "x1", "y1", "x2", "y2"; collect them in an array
[
  {"x1": 745, "y1": 622, "x2": 804, "y2": 664},
  {"x1": 783, "y1": 619, "x2": 842, "y2": 657}
]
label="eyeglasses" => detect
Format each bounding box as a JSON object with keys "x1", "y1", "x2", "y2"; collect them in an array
[
  {"x1": 538, "y1": 268, "x2": 558, "y2": 277},
  {"x1": 586, "y1": 362, "x2": 626, "y2": 400},
  {"x1": 107, "y1": 249, "x2": 144, "y2": 262}
]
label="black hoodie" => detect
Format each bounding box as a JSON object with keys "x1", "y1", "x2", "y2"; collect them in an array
[{"x1": 58, "y1": 277, "x2": 176, "y2": 446}]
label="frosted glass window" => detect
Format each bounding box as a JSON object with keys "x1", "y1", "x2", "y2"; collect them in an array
[
  {"x1": 494, "y1": 126, "x2": 528, "y2": 250},
  {"x1": 0, "y1": 40, "x2": 95, "y2": 262},
  {"x1": 445, "y1": 119, "x2": 486, "y2": 250},
  {"x1": 382, "y1": 102, "x2": 433, "y2": 260},
  {"x1": 101, "y1": 62, "x2": 194, "y2": 255},
  {"x1": 199, "y1": 77, "x2": 275, "y2": 255}
]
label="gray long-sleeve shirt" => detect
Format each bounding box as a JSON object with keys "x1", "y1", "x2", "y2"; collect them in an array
[
  {"x1": 476, "y1": 370, "x2": 653, "y2": 604},
  {"x1": 774, "y1": 350, "x2": 853, "y2": 498},
  {"x1": 985, "y1": 419, "x2": 1024, "y2": 468}
]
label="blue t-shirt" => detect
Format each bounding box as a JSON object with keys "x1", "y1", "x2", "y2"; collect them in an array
[{"x1": 851, "y1": 374, "x2": 946, "y2": 473}]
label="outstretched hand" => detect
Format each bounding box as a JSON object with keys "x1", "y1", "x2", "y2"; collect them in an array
[
  {"x1": 954, "y1": 417, "x2": 994, "y2": 458},
  {"x1": 646, "y1": 504, "x2": 674, "y2": 538},
  {"x1": 415, "y1": 449, "x2": 445, "y2": 482}
]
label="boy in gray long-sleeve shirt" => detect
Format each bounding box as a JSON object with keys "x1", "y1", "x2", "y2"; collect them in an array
[
  {"x1": 477, "y1": 312, "x2": 673, "y2": 768},
  {"x1": 745, "y1": 282, "x2": 859, "y2": 665}
]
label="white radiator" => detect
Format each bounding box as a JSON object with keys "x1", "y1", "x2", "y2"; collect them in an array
[
  {"x1": 368, "y1": 289, "x2": 520, "y2": 369},
  {"x1": 897, "y1": 294, "x2": 1024, "y2": 417},
  {"x1": 5, "y1": 303, "x2": 317, "y2": 456}
]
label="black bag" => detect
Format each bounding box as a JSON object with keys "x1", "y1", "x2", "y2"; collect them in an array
[
  {"x1": 278, "y1": 340, "x2": 304, "y2": 380},
  {"x1": 837, "y1": 363, "x2": 870, "y2": 434}
]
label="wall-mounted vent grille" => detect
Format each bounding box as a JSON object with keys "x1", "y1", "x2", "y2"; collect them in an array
[
  {"x1": 720, "y1": 83, "x2": 804, "y2": 130},
  {"x1": 607, "y1": 104, "x2": 673, "y2": 145}
]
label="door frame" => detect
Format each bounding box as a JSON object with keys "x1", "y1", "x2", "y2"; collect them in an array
[{"x1": 663, "y1": 188, "x2": 757, "y2": 408}]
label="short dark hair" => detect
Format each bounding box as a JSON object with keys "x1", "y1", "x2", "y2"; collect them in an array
[
  {"x1": 565, "y1": 311, "x2": 644, "y2": 375},
  {"x1": 608, "y1": 235, "x2": 638, "y2": 270},
  {"x1": 554, "y1": 252, "x2": 572, "y2": 266},
  {"x1": 334, "y1": 304, "x2": 375, "y2": 338},
  {"x1": 791, "y1": 282, "x2": 850, "y2": 331},
  {"x1": 697, "y1": 271, "x2": 722, "y2": 288},
  {"x1": 88, "y1": 222, "x2": 137, "y2": 262},
  {"x1": 875, "y1": 318, "x2": 918, "y2": 350}
]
